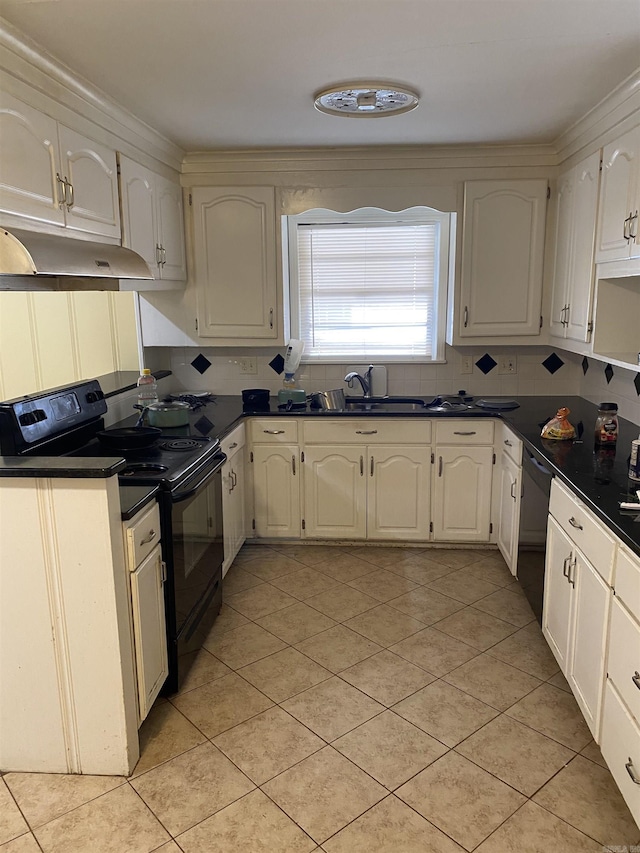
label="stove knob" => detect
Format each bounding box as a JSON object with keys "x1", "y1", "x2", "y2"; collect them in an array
[{"x1": 86, "y1": 390, "x2": 104, "y2": 404}]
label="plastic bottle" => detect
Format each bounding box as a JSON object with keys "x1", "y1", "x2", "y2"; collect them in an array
[
  {"x1": 136, "y1": 369, "x2": 158, "y2": 406},
  {"x1": 594, "y1": 402, "x2": 618, "y2": 445},
  {"x1": 630, "y1": 435, "x2": 640, "y2": 482}
]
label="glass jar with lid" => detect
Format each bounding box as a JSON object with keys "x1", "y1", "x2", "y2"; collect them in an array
[{"x1": 594, "y1": 402, "x2": 618, "y2": 445}]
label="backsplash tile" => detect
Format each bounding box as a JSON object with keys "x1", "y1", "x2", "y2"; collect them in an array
[
  {"x1": 541, "y1": 352, "x2": 564, "y2": 374},
  {"x1": 475, "y1": 353, "x2": 498, "y2": 375},
  {"x1": 604, "y1": 363, "x2": 614, "y2": 384},
  {"x1": 580, "y1": 361, "x2": 640, "y2": 426},
  {"x1": 162, "y1": 345, "x2": 584, "y2": 403},
  {"x1": 191, "y1": 353, "x2": 212, "y2": 374}
]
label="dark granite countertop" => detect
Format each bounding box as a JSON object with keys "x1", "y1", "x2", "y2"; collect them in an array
[
  {"x1": 120, "y1": 484, "x2": 160, "y2": 520},
  {"x1": 0, "y1": 456, "x2": 125, "y2": 478}
]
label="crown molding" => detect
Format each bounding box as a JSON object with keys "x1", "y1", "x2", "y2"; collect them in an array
[
  {"x1": 554, "y1": 67, "x2": 640, "y2": 162},
  {"x1": 0, "y1": 16, "x2": 184, "y2": 171}
]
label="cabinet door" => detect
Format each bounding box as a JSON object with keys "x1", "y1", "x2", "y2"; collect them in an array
[
  {"x1": 223, "y1": 447, "x2": 246, "y2": 576},
  {"x1": 119, "y1": 156, "x2": 159, "y2": 277},
  {"x1": 568, "y1": 550, "x2": 609, "y2": 738},
  {"x1": 252, "y1": 445, "x2": 299, "y2": 538},
  {"x1": 193, "y1": 186, "x2": 277, "y2": 339},
  {"x1": 432, "y1": 446, "x2": 493, "y2": 541},
  {"x1": 596, "y1": 128, "x2": 639, "y2": 263},
  {"x1": 566, "y1": 151, "x2": 600, "y2": 342},
  {"x1": 460, "y1": 180, "x2": 547, "y2": 337},
  {"x1": 549, "y1": 168, "x2": 574, "y2": 338},
  {"x1": 157, "y1": 175, "x2": 187, "y2": 281},
  {"x1": 58, "y1": 124, "x2": 120, "y2": 239},
  {"x1": 367, "y1": 445, "x2": 431, "y2": 541},
  {"x1": 0, "y1": 91, "x2": 64, "y2": 226},
  {"x1": 496, "y1": 450, "x2": 521, "y2": 575},
  {"x1": 542, "y1": 517, "x2": 574, "y2": 672},
  {"x1": 303, "y1": 445, "x2": 366, "y2": 539},
  {"x1": 130, "y1": 546, "x2": 168, "y2": 723}
]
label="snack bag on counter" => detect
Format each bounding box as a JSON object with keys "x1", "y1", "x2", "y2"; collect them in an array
[{"x1": 541, "y1": 407, "x2": 576, "y2": 440}]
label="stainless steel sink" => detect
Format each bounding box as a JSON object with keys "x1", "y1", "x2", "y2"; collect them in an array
[{"x1": 345, "y1": 396, "x2": 427, "y2": 411}]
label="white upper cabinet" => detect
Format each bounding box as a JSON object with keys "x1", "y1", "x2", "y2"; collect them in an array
[
  {"x1": 596, "y1": 126, "x2": 640, "y2": 262},
  {"x1": 119, "y1": 155, "x2": 187, "y2": 284},
  {"x1": 0, "y1": 92, "x2": 120, "y2": 239},
  {"x1": 191, "y1": 186, "x2": 279, "y2": 340},
  {"x1": 550, "y1": 152, "x2": 600, "y2": 342},
  {"x1": 458, "y1": 180, "x2": 548, "y2": 338}
]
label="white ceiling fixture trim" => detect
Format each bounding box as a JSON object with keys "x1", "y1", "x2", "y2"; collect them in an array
[{"x1": 314, "y1": 81, "x2": 419, "y2": 118}]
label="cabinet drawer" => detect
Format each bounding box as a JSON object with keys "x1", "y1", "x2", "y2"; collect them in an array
[
  {"x1": 303, "y1": 419, "x2": 431, "y2": 445},
  {"x1": 221, "y1": 423, "x2": 246, "y2": 457},
  {"x1": 549, "y1": 480, "x2": 615, "y2": 584},
  {"x1": 435, "y1": 420, "x2": 494, "y2": 445},
  {"x1": 500, "y1": 424, "x2": 523, "y2": 464},
  {"x1": 600, "y1": 680, "x2": 640, "y2": 826},
  {"x1": 615, "y1": 545, "x2": 640, "y2": 615},
  {"x1": 249, "y1": 418, "x2": 298, "y2": 443},
  {"x1": 609, "y1": 597, "x2": 640, "y2": 725},
  {"x1": 125, "y1": 503, "x2": 161, "y2": 569}
]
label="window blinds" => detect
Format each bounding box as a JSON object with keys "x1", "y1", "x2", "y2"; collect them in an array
[{"x1": 295, "y1": 220, "x2": 440, "y2": 360}]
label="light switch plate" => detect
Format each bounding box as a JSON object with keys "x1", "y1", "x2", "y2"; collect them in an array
[
  {"x1": 239, "y1": 357, "x2": 257, "y2": 374},
  {"x1": 498, "y1": 355, "x2": 517, "y2": 374}
]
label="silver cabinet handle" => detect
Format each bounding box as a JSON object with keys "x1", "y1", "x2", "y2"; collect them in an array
[
  {"x1": 562, "y1": 555, "x2": 571, "y2": 580},
  {"x1": 140, "y1": 528, "x2": 157, "y2": 546},
  {"x1": 269, "y1": 308, "x2": 274, "y2": 329},
  {"x1": 630, "y1": 211, "x2": 639, "y2": 240},
  {"x1": 360, "y1": 455, "x2": 364, "y2": 476},
  {"x1": 568, "y1": 517, "x2": 583, "y2": 530},
  {"x1": 564, "y1": 305, "x2": 570, "y2": 326},
  {"x1": 624, "y1": 214, "x2": 631, "y2": 240},
  {"x1": 510, "y1": 481, "x2": 517, "y2": 500},
  {"x1": 438, "y1": 456, "x2": 443, "y2": 477},
  {"x1": 156, "y1": 244, "x2": 163, "y2": 265},
  {"x1": 356, "y1": 430, "x2": 378, "y2": 435},
  {"x1": 263, "y1": 429, "x2": 285, "y2": 434},
  {"x1": 65, "y1": 179, "x2": 74, "y2": 209},
  {"x1": 626, "y1": 758, "x2": 640, "y2": 785},
  {"x1": 56, "y1": 173, "x2": 67, "y2": 207},
  {"x1": 632, "y1": 671, "x2": 640, "y2": 691},
  {"x1": 160, "y1": 559, "x2": 167, "y2": 583},
  {"x1": 463, "y1": 306, "x2": 469, "y2": 328},
  {"x1": 504, "y1": 439, "x2": 512, "y2": 447},
  {"x1": 228, "y1": 442, "x2": 238, "y2": 450},
  {"x1": 292, "y1": 455, "x2": 296, "y2": 475},
  {"x1": 454, "y1": 431, "x2": 476, "y2": 436},
  {"x1": 231, "y1": 470, "x2": 237, "y2": 489},
  {"x1": 370, "y1": 456, "x2": 374, "y2": 477},
  {"x1": 568, "y1": 556, "x2": 576, "y2": 588},
  {"x1": 161, "y1": 246, "x2": 167, "y2": 265}
]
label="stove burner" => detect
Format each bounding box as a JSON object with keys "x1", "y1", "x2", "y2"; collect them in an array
[
  {"x1": 160, "y1": 438, "x2": 207, "y2": 452},
  {"x1": 121, "y1": 463, "x2": 168, "y2": 476}
]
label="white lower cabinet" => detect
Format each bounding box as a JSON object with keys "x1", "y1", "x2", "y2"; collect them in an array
[
  {"x1": 221, "y1": 426, "x2": 246, "y2": 576},
  {"x1": 252, "y1": 444, "x2": 300, "y2": 538},
  {"x1": 123, "y1": 503, "x2": 168, "y2": 725},
  {"x1": 601, "y1": 681, "x2": 640, "y2": 826},
  {"x1": 496, "y1": 449, "x2": 521, "y2": 575},
  {"x1": 432, "y1": 446, "x2": 493, "y2": 542},
  {"x1": 129, "y1": 545, "x2": 168, "y2": 723},
  {"x1": 302, "y1": 444, "x2": 431, "y2": 541},
  {"x1": 542, "y1": 480, "x2": 614, "y2": 739}
]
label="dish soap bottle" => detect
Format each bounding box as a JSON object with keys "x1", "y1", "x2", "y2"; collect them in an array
[
  {"x1": 630, "y1": 434, "x2": 640, "y2": 482},
  {"x1": 137, "y1": 369, "x2": 158, "y2": 407}
]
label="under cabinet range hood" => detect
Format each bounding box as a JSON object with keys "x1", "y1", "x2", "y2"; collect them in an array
[{"x1": 0, "y1": 226, "x2": 153, "y2": 290}]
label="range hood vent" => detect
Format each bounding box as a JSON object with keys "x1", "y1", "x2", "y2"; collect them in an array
[{"x1": 0, "y1": 226, "x2": 153, "y2": 290}]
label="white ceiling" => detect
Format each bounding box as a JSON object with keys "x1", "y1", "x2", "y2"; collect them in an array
[{"x1": 2, "y1": 0, "x2": 640, "y2": 151}]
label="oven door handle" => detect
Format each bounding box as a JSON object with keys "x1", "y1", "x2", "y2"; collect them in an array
[{"x1": 171, "y1": 456, "x2": 226, "y2": 502}]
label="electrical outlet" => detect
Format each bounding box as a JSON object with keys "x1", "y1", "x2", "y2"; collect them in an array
[
  {"x1": 460, "y1": 355, "x2": 473, "y2": 374},
  {"x1": 498, "y1": 354, "x2": 517, "y2": 374},
  {"x1": 239, "y1": 357, "x2": 257, "y2": 374}
]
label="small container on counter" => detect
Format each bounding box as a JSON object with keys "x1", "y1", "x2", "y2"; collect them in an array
[
  {"x1": 630, "y1": 434, "x2": 640, "y2": 482},
  {"x1": 594, "y1": 402, "x2": 618, "y2": 445}
]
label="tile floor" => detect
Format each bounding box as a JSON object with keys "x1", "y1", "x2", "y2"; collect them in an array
[{"x1": 2, "y1": 544, "x2": 639, "y2": 853}]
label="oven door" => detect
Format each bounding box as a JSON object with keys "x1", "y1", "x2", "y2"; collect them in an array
[{"x1": 161, "y1": 454, "x2": 225, "y2": 693}]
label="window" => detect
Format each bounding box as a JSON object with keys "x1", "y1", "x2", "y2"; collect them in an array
[{"x1": 287, "y1": 207, "x2": 452, "y2": 362}]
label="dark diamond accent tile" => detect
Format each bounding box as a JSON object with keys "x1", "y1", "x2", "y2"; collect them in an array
[
  {"x1": 541, "y1": 352, "x2": 564, "y2": 374},
  {"x1": 635, "y1": 372, "x2": 640, "y2": 396},
  {"x1": 475, "y1": 353, "x2": 497, "y2": 375},
  {"x1": 194, "y1": 415, "x2": 215, "y2": 435},
  {"x1": 191, "y1": 353, "x2": 212, "y2": 374},
  {"x1": 581, "y1": 356, "x2": 589, "y2": 375},
  {"x1": 604, "y1": 363, "x2": 614, "y2": 384},
  {"x1": 269, "y1": 353, "x2": 285, "y2": 375}
]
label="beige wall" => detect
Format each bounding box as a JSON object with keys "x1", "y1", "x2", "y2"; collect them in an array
[{"x1": 0, "y1": 291, "x2": 140, "y2": 400}]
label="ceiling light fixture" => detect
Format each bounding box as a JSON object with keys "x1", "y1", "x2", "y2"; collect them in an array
[{"x1": 313, "y1": 82, "x2": 419, "y2": 118}]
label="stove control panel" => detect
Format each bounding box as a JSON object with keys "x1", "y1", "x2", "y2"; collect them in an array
[{"x1": 0, "y1": 379, "x2": 107, "y2": 454}]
